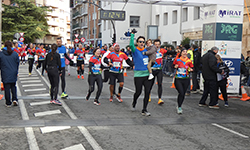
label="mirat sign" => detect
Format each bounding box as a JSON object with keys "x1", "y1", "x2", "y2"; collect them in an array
[{"x1": 218, "y1": 10, "x2": 242, "y2": 18}]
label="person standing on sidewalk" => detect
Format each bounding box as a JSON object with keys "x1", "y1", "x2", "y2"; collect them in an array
[
  {"x1": 0, "y1": 41, "x2": 19, "y2": 107},
  {"x1": 44, "y1": 44, "x2": 62, "y2": 105},
  {"x1": 199, "y1": 47, "x2": 224, "y2": 109},
  {"x1": 173, "y1": 48, "x2": 193, "y2": 114},
  {"x1": 191, "y1": 45, "x2": 201, "y2": 94}
]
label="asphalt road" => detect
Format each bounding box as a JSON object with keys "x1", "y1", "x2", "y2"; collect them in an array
[{"x1": 0, "y1": 64, "x2": 249, "y2": 150}]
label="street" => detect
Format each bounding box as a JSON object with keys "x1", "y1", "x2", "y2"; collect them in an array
[{"x1": 0, "y1": 64, "x2": 249, "y2": 150}]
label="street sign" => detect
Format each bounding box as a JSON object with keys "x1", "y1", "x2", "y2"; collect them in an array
[
  {"x1": 100, "y1": 10, "x2": 125, "y2": 21},
  {"x1": 20, "y1": 33, "x2": 24, "y2": 37},
  {"x1": 80, "y1": 37, "x2": 86, "y2": 43},
  {"x1": 74, "y1": 34, "x2": 79, "y2": 38},
  {"x1": 19, "y1": 37, "x2": 25, "y2": 42},
  {"x1": 74, "y1": 38, "x2": 79, "y2": 43},
  {"x1": 14, "y1": 33, "x2": 21, "y2": 39}
]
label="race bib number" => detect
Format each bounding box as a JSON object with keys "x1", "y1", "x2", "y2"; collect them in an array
[
  {"x1": 94, "y1": 64, "x2": 101, "y2": 70},
  {"x1": 156, "y1": 53, "x2": 162, "y2": 59},
  {"x1": 177, "y1": 68, "x2": 186, "y2": 75},
  {"x1": 59, "y1": 53, "x2": 64, "y2": 58},
  {"x1": 28, "y1": 54, "x2": 34, "y2": 58},
  {"x1": 143, "y1": 58, "x2": 148, "y2": 65},
  {"x1": 113, "y1": 62, "x2": 120, "y2": 67},
  {"x1": 79, "y1": 54, "x2": 83, "y2": 57}
]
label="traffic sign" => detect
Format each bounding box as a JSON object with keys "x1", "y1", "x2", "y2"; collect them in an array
[
  {"x1": 74, "y1": 34, "x2": 79, "y2": 38},
  {"x1": 20, "y1": 32, "x2": 24, "y2": 37},
  {"x1": 14, "y1": 33, "x2": 21, "y2": 39},
  {"x1": 80, "y1": 37, "x2": 86, "y2": 43},
  {"x1": 74, "y1": 38, "x2": 79, "y2": 43},
  {"x1": 19, "y1": 37, "x2": 25, "y2": 42}
]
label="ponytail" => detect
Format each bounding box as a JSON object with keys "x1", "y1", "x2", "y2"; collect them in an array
[
  {"x1": 51, "y1": 44, "x2": 57, "y2": 61},
  {"x1": 4, "y1": 41, "x2": 13, "y2": 55}
]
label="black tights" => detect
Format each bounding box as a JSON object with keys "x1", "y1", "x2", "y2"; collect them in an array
[
  {"x1": 47, "y1": 68, "x2": 59, "y2": 100},
  {"x1": 133, "y1": 76, "x2": 152, "y2": 112},
  {"x1": 28, "y1": 58, "x2": 34, "y2": 73},
  {"x1": 174, "y1": 78, "x2": 190, "y2": 107},
  {"x1": 87, "y1": 74, "x2": 103, "y2": 101},
  {"x1": 150, "y1": 70, "x2": 163, "y2": 99}
]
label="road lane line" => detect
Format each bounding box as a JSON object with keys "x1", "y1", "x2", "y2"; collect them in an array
[
  {"x1": 61, "y1": 144, "x2": 85, "y2": 150},
  {"x1": 16, "y1": 82, "x2": 40, "y2": 150},
  {"x1": 34, "y1": 110, "x2": 61, "y2": 117},
  {"x1": 212, "y1": 123, "x2": 249, "y2": 138},
  {"x1": 40, "y1": 126, "x2": 71, "y2": 134},
  {"x1": 20, "y1": 80, "x2": 42, "y2": 83},
  {"x1": 28, "y1": 93, "x2": 50, "y2": 97},
  {"x1": 30, "y1": 101, "x2": 51, "y2": 106},
  {"x1": 37, "y1": 68, "x2": 103, "y2": 150},
  {"x1": 22, "y1": 84, "x2": 44, "y2": 87},
  {"x1": 19, "y1": 77, "x2": 40, "y2": 80},
  {"x1": 24, "y1": 88, "x2": 47, "y2": 92}
]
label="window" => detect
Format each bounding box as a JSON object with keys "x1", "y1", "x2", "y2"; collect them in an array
[
  {"x1": 172, "y1": 10, "x2": 177, "y2": 24},
  {"x1": 89, "y1": 15, "x2": 91, "y2": 21},
  {"x1": 164, "y1": 12, "x2": 168, "y2": 25},
  {"x1": 182, "y1": 8, "x2": 188, "y2": 22},
  {"x1": 194, "y1": 7, "x2": 200, "y2": 20},
  {"x1": 155, "y1": 15, "x2": 159, "y2": 26},
  {"x1": 172, "y1": 41, "x2": 177, "y2": 48},
  {"x1": 130, "y1": 16, "x2": 140, "y2": 27}
]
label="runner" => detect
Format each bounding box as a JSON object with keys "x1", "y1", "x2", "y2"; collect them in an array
[
  {"x1": 20, "y1": 44, "x2": 26, "y2": 65},
  {"x1": 13, "y1": 42, "x2": 20, "y2": 54},
  {"x1": 27, "y1": 43, "x2": 36, "y2": 76},
  {"x1": 101, "y1": 45, "x2": 113, "y2": 82},
  {"x1": 36, "y1": 44, "x2": 46, "y2": 76},
  {"x1": 56, "y1": 37, "x2": 73, "y2": 98},
  {"x1": 104, "y1": 43, "x2": 133, "y2": 103},
  {"x1": 74, "y1": 44, "x2": 85, "y2": 79},
  {"x1": 173, "y1": 48, "x2": 193, "y2": 114},
  {"x1": 86, "y1": 48, "x2": 103, "y2": 105},
  {"x1": 147, "y1": 39, "x2": 175, "y2": 105},
  {"x1": 129, "y1": 30, "x2": 153, "y2": 116},
  {"x1": 44, "y1": 44, "x2": 62, "y2": 105}
]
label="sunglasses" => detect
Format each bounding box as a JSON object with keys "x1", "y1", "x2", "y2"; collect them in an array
[{"x1": 138, "y1": 41, "x2": 145, "y2": 43}]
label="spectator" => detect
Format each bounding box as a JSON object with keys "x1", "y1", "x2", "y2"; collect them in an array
[
  {"x1": 0, "y1": 41, "x2": 19, "y2": 107},
  {"x1": 191, "y1": 45, "x2": 201, "y2": 94},
  {"x1": 199, "y1": 47, "x2": 223, "y2": 109}
]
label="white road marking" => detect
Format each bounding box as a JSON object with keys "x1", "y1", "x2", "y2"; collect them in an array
[
  {"x1": 16, "y1": 82, "x2": 39, "y2": 150},
  {"x1": 19, "y1": 77, "x2": 40, "y2": 80},
  {"x1": 28, "y1": 93, "x2": 50, "y2": 97},
  {"x1": 123, "y1": 86, "x2": 135, "y2": 93},
  {"x1": 18, "y1": 74, "x2": 38, "y2": 77},
  {"x1": 24, "y1": 88, "x2": 46, "y2": 92},
  {"x1": 212, "y1": 123, "x2": 249, "y2": 138},
  {"x1": 37, "y1": 68, "x2": 103, "y2": 150},
  {"x1": 30, "y1": 101, "x2": 51, "y2": 106},
  {"x1": 40, "y1": 126, "x2": 71, "y2": 134},
  {"x1": 34, "y1": 110, "x2": 61, "y2": 117},
  {"x1": 20, "y1": 80, "x2": 42, "y2": 83},
  {"x1": 61, "y1": 144, "x2": 85, "y2": 150},
  {"x1": 22, "y1": 84, "x2": 44, "y2": 87}
]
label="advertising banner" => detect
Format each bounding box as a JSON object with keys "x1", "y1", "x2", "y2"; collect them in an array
[
  {"x1": 215, "y1": 41, "x2": 242, "y2": 59},
  {"x1": 215, "y1": 23, "x2": 242, "y2": 41}
]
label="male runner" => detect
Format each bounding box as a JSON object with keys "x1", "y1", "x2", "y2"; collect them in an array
[{"x1": 74, "y1": 44, "x2": 85, "y2": 79}]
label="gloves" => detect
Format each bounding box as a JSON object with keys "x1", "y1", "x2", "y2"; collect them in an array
[
  {"x1": 131, "y1": 29, "x2": 137, "y2": 34},
  {"x1": 69, "y1": 61, "x2": 74, "y2": 66}
]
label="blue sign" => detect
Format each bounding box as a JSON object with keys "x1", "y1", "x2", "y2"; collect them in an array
[{"x1": 222, "y1": 58, "x2": 240, "y2": 76}]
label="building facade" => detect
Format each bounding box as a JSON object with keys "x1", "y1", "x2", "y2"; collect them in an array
[{"x1": 71, "y1": 0, "x2": 101, "y2": 47}]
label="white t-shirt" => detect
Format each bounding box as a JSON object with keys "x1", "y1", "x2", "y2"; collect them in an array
[{"x1": 101, "y1": 50, "x2": 110, "y2": 68}]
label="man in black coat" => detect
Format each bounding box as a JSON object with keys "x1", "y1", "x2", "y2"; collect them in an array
[
  {"x1": 199, "y1": 47, "x2": 224, "y2": 109},
  {"x1": 191, "y1": 45, "x2": 201, "y2": 93}
]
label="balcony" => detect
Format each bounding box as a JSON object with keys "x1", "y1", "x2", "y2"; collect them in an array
[
  {"x1": 47, "y1": 20, "x2": 59, "y2": 27},
  {"x1": 45, "y1": 0, "x2": 59, "y2": 8},
  {"x1": 72, "y1": 23, "x2": 81, "y2": 30},
  {"x1": 73, "y1": 11, "x2": 80, "y2": 18},
  {"x1": 81, "y1": 22, "x2": 88, "y2": 29}
]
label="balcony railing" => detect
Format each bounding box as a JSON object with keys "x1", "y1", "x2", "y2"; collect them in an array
[{"x1": 72, "y1": 23, "x2": 80, "y2": 29}]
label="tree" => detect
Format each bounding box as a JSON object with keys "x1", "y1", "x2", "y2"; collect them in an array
[
  {"x1": 2, "y1": 0, "x2": 51, "y2": 43},
  {"x1": 181, "y1": 37, "x2": 190, "y2": 47}
]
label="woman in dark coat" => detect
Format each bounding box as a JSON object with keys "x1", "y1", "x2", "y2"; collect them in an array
[{"x1": 0, "y1": 41, "x2": 19, "y2": 107}]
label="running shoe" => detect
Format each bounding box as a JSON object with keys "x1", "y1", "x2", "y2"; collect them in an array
[
  {"x1": 198, "y1": 103, "x2": 208, "y2": 107},
  {"x1": 109, "y1": 96, "x2": 113, "y2": 102},
  {"x1": 116, "y1": 96, "x2": 123, "y2": 103},
  {"x1": 142, "y1": 111, "x2": 151, "y2": 116},
  {"x1": 94, "y1": 100, "x2": 100, "y2": 106},
  {"x1": 148, "y1": 74, "x2": 154, "y2": 80},
  {"x1": 29, "y1": 73, "x2": 31, "y2": 76},
  {"x1": 5, "y1": 104, "x2": 11, "y2": 108},
  {"x1": 176, "y1": 107, "x2": 182, "y2": 114},
  {"x1": 86, "y1": 93, "x2": 90, "y2": 101},
  {"x1": 41, "y1": 73, "x2": 44, "y2": 77},
  {"x1": 61, "y1": 92, "x2": 68, "y2": 98},
  {"x1": 77, "y1": 75, "x2": 80, "y2": 79},
  {"x1": 131, "y1": 106, "x2": 136, "y2": 112},
  {"x1": 209, "y1": 105, "x2": 220, "y2": 109},
  {"x1": 158, "y1": 99, "x2": 164, "y2": 105},
  {"x1": 81, "y1": 75, "x2": 84, "y2": 79},
  {"x1": 51, "y1": 99, "x2": 62, "y2": 105},
  {"x1": 13, "y1": 100, "x2": 18, "y2": 106},
  {"x1": 225, "y1": 101, "x2": 229, "y2": 107}
]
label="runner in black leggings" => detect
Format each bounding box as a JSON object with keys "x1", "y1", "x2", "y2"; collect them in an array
[
  {"x1": 86, "y1": 48, "x2": 103, "y2": 105},
  {"x1": 173, "y1": 48, "x2": 193, "y2": 114},
  {"x1": 44, "y1": 44, "x2": 62, "y2": 105},
  {"x1": 27, "y1": 43, "x2": 36, "y2": 76}
]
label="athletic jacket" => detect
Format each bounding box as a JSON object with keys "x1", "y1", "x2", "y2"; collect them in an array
[
  {"x1": 89, "y1": 55, "x2": 102, "y2": 75},
  {"x1": 74, "y1": 48, "x2": 85, "y2": 61},
  {"x1": 173, "y1": 57, "x2": 193, "y2": 79},
  {"x1": 27, "y1": 48, "x2": 36, "y2": 59}
]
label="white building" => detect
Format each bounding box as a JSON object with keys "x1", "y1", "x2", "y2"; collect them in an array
[{"x1": 101, "y1": 2, "x2": 204, "y2": 48}]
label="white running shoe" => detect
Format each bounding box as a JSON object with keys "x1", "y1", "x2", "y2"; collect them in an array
[{"x1": 148, "y1": 74, "x2": 154, "y2": 80}]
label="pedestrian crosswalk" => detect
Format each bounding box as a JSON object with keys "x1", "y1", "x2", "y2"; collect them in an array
[{"x1": 17, "y1": 65, "x2": 90, "y2": 150}]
